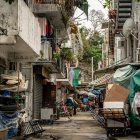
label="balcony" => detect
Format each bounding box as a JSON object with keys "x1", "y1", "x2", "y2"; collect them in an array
[
  {"x1": 0, "y1": 0, "x2": 41, "y2": 61},
  {"x1": 33, "y1": 0, "x2": 66, "y2": 29}
]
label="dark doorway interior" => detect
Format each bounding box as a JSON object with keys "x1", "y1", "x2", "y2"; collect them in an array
[{"x1": 42, "y1": 83, "x2": 56, "y2": 113}]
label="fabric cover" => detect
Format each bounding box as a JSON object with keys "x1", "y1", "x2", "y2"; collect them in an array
[
  {"x1": 128, "y1": 69, "x2": 140, "y2": 127},
  {"x1": 113, "y1": 65, "x2": 136, "y2": 89}
]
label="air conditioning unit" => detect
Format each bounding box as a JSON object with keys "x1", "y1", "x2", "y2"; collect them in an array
[{"x1": 117, "y1": 37, "x2": 125, "y2": 48}]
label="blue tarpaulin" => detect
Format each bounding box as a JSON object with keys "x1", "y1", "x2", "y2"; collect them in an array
[
  {"x1": 90, "y1": 88, "x2": 105, "y2": 96},
  {"x1": 0, "y1": 111, "x2": 19, "y2": 138}
]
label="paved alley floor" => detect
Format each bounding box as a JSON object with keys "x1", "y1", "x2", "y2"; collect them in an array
[{"x1": 14, "y1": 112, "x2": 140, "y2": 140}]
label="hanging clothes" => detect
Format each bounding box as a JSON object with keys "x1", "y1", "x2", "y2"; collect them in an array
[
  {"x1": 72, "y1": 68, "x2": 81, "y2": 87},
  {"x1": 46, "y1": 19, "x2": 49, "y2": 37},
  {"x1": 38, "y1": 18, "x2": 46, "y2": 37},
  {"x1": 69, "y1": 68, "x2": 74, "y2": 86},
  {"x1": 49, "y1": 25, "x2": 54, "y2": 39}
]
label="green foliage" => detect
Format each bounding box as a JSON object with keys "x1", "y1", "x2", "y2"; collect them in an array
[
  {"x1": 80, "y1": 27, "x2": 102, "y2": 70},
  {"x1": 103, "y1": 0, "x2": 111, "y2": 9},
  {"x1": 76, "y1": 54, "x2": 83, "y2": 61},
  {"x1": 53, "y1": 52, "x2": 60, "y2": 59},
  {"x1": 83, "y1": 46, "x2": 102, "y2": 70},
  {"x1": 3, "y1": 0, "x2": 15, "y2": 4},
  {"x1": 89, "y1": 31, "x2": 103, "y2": 46},
  {"x1": 60, "y1": 48, "x2": 74, "y2": 62},
  {"x1": 79, "y1": 27, "x2": 90, "y2": 48}
]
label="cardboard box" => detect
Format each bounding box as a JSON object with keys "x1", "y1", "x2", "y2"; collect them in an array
[
  {"x1": 0, "y1": 128, "x2": 8, "y2": 140},
  {"x1": 104, "y1": 102, "x2": 124, "y2": 108},
  {"x1": 105, "y1": 84, "x2": 129, "y2": 103},
  {"x1": 104, "y1": 84, "x2": 129, "y2": 110}
]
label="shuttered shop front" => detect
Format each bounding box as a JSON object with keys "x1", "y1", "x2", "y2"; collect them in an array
[{"x1": 33, "y1": 74, "x2": 43, "y2": 119}]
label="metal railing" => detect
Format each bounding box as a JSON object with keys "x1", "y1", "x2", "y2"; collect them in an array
[{"x1": 108, "y1": 56, "x2": 131, "y2": 68}]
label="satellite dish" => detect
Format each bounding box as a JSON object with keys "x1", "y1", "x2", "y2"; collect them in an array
[{"x1": 122, "y1": 18, "x2": 134, "y2": 37}]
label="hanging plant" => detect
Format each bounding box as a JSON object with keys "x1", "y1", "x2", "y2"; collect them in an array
[{"x1": 53, "y1": 52, "x2": 60, "y2": 59}]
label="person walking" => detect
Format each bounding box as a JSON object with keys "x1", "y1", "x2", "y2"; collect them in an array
[{"x1": 65, "y1": 94, "x2": 78, "y2": 116}]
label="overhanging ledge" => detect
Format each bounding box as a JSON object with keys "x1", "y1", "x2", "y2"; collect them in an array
[
  {"x1": 33, "y1": 60, "x2": 59, "y2": 73},
  {"x1": 56, "y1": 78, "x2": 70, "y2": 85}
]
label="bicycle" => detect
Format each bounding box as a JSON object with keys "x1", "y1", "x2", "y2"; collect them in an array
[{"x1": 56, "y1": 101, "x2": 71, "y2": 119}]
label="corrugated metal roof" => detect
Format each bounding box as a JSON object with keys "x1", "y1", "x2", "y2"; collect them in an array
[{"x1": 90, "y1": 74, "x2": 113, "y2": 86}]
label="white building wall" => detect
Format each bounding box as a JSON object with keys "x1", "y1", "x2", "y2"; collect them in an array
[
  {"x1": 0, "y1": 0, "x2": 18, "y2": 36},
  {"x1": 114, "y1": 37, "x2": 126, "y2": 63},
  {"x1": 18, "y1": 0, "x2": 41, "y2": 55},
  {"x1": 0, "y1": 46, "x2": 9, "y2": 60},
  {"x1": 133, "y1": 1, "x2": 140, "y2": 62},
  {"x1": 0, "y1": 0, "x2": 41, "y2": 56}
]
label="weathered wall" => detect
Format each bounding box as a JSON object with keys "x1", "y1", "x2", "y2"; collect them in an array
[
  {"x1": 18, "y1": 0, "x2": 41, "y2": 55},
  {"x1": 0, "y1": 0, "x2": 18, "y2": 36},
  {"x1": 133, "y1": 0, "x2": 140, "y2": 62},
  {"x1": 0, "y1": 0, "x2": 41, "y2": 55}
]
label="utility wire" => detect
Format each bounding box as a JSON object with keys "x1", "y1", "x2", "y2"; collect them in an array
[
  {"x1": 74, "y1": 12, "x2": 84, "y2": 20},
  {"x1": 75, "y1": 18, "x2": 87, "y2": 22}
]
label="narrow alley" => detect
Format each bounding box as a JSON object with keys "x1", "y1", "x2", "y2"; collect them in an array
[
  {"x1": 24, "y1": 112, "x2": 138, "y2": 140},
  {"x1": 1, "y1": 0, "x2": 140, "y2": 140}
]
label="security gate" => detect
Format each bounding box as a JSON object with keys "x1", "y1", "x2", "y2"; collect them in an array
[{"x1": 33, "y1": 74, "x2": 43, "y2": 119}]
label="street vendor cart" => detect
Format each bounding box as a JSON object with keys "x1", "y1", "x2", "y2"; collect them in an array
[
  {"x1": 103, "y1": 108, "x2": 131, "y2": 137},
  {"x1": 103, "y1": 84, "x2": 131, "y2": 137}
]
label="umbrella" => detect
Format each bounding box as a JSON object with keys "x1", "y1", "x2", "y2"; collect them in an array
[
  {"x1": 88, "y1": 92, "x2": 96, "y2": 97},
  {"x1": 79, "y1": 90, "x2": 89, "y2": 95}
]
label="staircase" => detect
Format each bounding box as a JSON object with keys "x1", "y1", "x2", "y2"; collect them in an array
[{"x1": 117, "y1": 0, "x2": 132, "y2": 30}]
